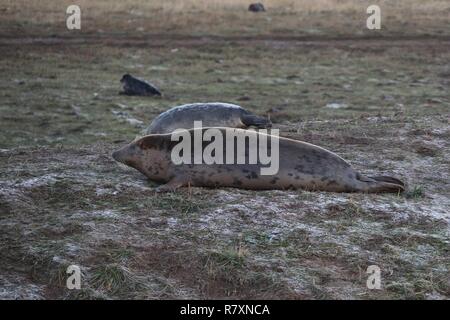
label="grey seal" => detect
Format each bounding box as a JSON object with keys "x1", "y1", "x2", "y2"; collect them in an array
[
  {"x1": 112, "y1": 127, "x2": 405, "y2": 193},
  {"x1": 248, "y1": 3, "x2": 266, "y2": 12},
  {"x1": 146, "y1": 102, "x2": 271, "y2": 134},
  {"x1": 120, "y1": 74, "x2": 161, "y2": 96}
]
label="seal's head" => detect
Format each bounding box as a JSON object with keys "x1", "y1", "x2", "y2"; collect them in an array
[
  {"x1": 120, "y1": 74, "x2": 132, "y2": 83},
  {"x1": 112, "y1": 140, "x2": 143, "y2": 168},
  {"x1": 112, "y1": 135, "x2": 172, "y2": 181}
]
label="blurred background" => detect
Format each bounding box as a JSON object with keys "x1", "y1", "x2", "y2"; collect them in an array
[{"x1": 1, "y1": 0, "x2": 449, "y2": 37}]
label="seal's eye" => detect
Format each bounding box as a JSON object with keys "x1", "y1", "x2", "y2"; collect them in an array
[
  {"x1": 137, "y1": 138, "x2": 154, "y2": 150},
  {"x1": 137, "y1": 144, "x2": 144, "y2": 152}
]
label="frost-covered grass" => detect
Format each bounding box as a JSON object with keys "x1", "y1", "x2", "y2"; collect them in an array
[{"x1": 0, "y1": 1, "x2": 449, "y2": 300}]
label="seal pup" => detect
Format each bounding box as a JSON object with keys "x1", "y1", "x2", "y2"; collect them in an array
[
  {"x1": 120, "y1": 74, "x2": 162, "y2": 96},
  {"x1": 112, "y1": 127, "x2": 405, "y2": 193},
  {"x1": 146, "y1": 102, "x2": 271, "y2": 134},
  {"x1": 248, "y1": 3, "x2": 266, "y2": 12}
]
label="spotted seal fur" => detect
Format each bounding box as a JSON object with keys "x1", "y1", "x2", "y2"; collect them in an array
[{"x1": 112, "y1": 127, "x2": 405, "y2": 193}]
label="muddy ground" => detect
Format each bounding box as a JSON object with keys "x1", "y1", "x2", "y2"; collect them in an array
[{"x1": 0, "y1": 5, "x2": 449, "y2": 299}]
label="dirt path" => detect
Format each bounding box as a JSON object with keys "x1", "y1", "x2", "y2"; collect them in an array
[{"x1": 1, "y1": 34, "x2": 450, "y2": 50}]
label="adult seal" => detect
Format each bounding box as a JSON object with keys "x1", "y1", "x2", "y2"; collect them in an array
[
  {"x1": 146, "y1": 102, "x2": 271, "y2": 134},
  {"x1": 112, "y1": 127, "x2": 405, "y2": 193}
]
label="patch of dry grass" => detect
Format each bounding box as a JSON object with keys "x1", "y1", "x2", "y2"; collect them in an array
[{"x1": 1, "y1": 0, "x2": 449, "y2": 37}]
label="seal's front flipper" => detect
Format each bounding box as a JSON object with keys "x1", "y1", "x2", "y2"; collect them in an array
[
  {"x1": 154, "y1": 179, "x2": 186, "y2": 193},
  {"x1": 241, "y1": 114, "x2": 272, "y2": 129}
]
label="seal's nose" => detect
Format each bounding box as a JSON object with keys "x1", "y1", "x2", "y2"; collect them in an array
[
  {"x1": 112, "y1": 144, "x2": 140, "y2": 169},
  {"x1": 112, "y1": 150, "x2": 119, "y2": 162},
  {"x1": 112, "y1": 149, "x2": 125, "y2": 163}
]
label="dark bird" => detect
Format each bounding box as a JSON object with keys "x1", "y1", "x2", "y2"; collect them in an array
[{"x1": 120, "y1": 74, "x2": 162, "y2": 96}]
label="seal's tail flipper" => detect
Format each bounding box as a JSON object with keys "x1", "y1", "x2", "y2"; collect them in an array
[
  {"x1": 369, "y1": 176, "x2": 405, "y2": 188},
  {"x1": 150, "y1": 88, "x2": 162, "y2": 96},
  {"x1": 241, "y1": 114, "x2": 272, "y2": 128},
  {"x1": 357, "y1": 174, "x2": 405, "y2": 193}
]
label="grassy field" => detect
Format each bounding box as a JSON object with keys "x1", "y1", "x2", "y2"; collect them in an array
[
  {"x1": 0, "y1": 1, "x2": 449, "y2": 299},
  {"x1": 1, "y1": 0, "x2": 450, "y2": 38}
]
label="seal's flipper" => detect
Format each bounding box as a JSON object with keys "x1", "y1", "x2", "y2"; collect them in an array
[
  {"x1": 241, "y1": 114, "x2": 272, "y2": 128},
  {"x1": 357, "y1": 174, "x2": 405, "y2": 193},
  {"x1": 369, "y1": 176, "x2": 405, "y2": 188},
  {"x1": 154, "y1": 178, "x2": 186, "y2": 193},
  {"x1": 145, "y1": 87, "x2": 162, "y2": 97}
]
